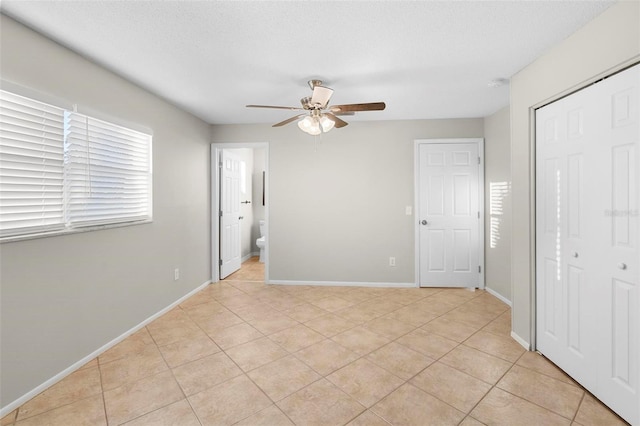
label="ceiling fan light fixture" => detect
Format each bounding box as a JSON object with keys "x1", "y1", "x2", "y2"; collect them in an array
[
  {"x1": 309, "y1": 127, "x2": 321, "y2": 136},
  {"x1": 298, "y1": 115, "x2": 322, "y2": 135},
  {"x1": 297, "y1": 116, "x2": 312, "y2": 131},
  {"x1": 308, "y1": 119, "x2": 321, "y2": 135},
  {"x1": 320, "y1": 115, "x2": 335, "y2": 132}
]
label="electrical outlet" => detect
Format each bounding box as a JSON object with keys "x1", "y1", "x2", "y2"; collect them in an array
[
  {"x1": 389, "y1": 257, "x2": 396, "y2": 267},
  {"x1": 174, "y1": 268, "x2": 180, "y2": 281},
  {"x1": 406, "y1": 206, "x2": 412, "y2": 215}
]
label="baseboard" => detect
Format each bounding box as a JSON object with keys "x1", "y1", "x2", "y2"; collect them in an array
[
  {"x1": 485, "y1": 287, "x2": 512, "y2": 307},
  {"x1": 0, "y1": 279, "x2": 211, "y2": 417},
  {"x1": 241, "y1": 252, "x2": 260, "y2": 263},
  {"x1": 511, "y1": 330, "x2": 531, "y2": 350},
  {"x1": 267, "y1": 279, "x2": 417, "y2": 288}
]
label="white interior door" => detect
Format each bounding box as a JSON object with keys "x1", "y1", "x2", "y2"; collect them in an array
[
  {"x1": 220, "y1": 149, "x2": 242, "y2": 279},
  {"x1": 594, "y1": 65, "x2": 639, "y2": 425},
  {"x1": 417, "y1": 141, "x2": 482, "y2": 288},
  {"x1": 536, "y1": 84, "x2": 598, "y2": 391},
  {"x1": 536, "y1": 64, "x2": 639, "y2": 425}
]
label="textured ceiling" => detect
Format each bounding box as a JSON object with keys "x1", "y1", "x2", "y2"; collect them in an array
[{"x1": 1, "y1": 1, "x2": 614, "y2": 125}]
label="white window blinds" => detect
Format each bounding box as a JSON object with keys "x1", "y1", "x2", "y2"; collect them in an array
[
  {"x1": 0, "y1": 90, "x2": 65, "y2": 237},
  {"x1": 0, "y1": 88, "x2": 152, "y2": 239},
  {"x1": 66, "y1": 113, "x2": 152, "y2": 226}
]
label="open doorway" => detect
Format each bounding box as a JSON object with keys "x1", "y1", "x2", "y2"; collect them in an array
[{"x1": 211, "y1": 142, "x2": 269, "y2": 283}]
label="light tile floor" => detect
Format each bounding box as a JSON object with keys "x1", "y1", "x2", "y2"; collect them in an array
[{"x1": 2, "y1": 257, "x2": 629, "y2": 425}]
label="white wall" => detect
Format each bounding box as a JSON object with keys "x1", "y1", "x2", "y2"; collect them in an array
[
  {"x1": 0, "y1": 15, "x2": 212, "y2": 408},
  {"x1": 510, "y1": 1, "x2": 640, "y2": 346},
  {"x1": 483, "y1": 106, "x2": 511, "y2": 302},
  {"x1": 212, "y1": 119, "x2": 484, "y2": 285}
]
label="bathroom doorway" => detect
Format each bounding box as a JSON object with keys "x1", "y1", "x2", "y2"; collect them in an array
[{"x1": 211, "y1": 142, "x2": 269, "y2": 283}]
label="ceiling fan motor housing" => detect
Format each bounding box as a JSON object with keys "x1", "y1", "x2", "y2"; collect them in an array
[{"x1": 300, "y1": 96, "x2": 313, "y2": 110}]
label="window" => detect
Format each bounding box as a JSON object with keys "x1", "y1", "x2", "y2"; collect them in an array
[{"x1": 0, "y1": 89, "x2": 152, "y2": 240}]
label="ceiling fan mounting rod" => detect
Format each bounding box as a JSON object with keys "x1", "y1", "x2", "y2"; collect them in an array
[{"x1": 308, "y1": 79, "x2": 323, "y2": 90}]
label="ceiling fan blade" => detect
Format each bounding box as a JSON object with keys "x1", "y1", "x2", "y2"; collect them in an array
[
  {"x1": 310, "y1": 86, "x2": 334, "y2": 108},
  {"x1": 332, "y1": 111, "x2": 355, "y2": 116},
  {"x1": 325, "y1": 113, "x2": 349, "y2": 128},
  {"x1": 330, "y1": 102, "x2": 386, "y2": 113},
  {"x1": 246, "y1": 104, "x2": 304, "y2": 111},
  {"x1": 273, "y1": 114, "x2": 306, "y2": 127}
]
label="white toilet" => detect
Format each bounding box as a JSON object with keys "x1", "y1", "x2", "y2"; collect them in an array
[{"x1": 256, "y1": 220, "x2": 266, "y2": 263}]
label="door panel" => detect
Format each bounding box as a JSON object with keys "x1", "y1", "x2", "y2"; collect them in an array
[
  {"x1": 453, "y1": 174, "x2": 470, "y2": 216},
  {"x1": 567, "y1": 153, "x2": 583, "y2": 238},
  {"x1": 543, "y1": 158, "x2": 559, "y2": 234},
  {"x1": 542, "y1": 257, "x2": 559, "y2": 338},
  {"x1": 566, "y1": 265, "x2": 584, "y2": 355},
  {"x1": 427, "y1": 229, "x2": 445, "y2": 272},
  {"x1": 612, "y1": 278, "x2": 633, "y2": 386},
  {"x1": 453, "y1": 229, "x2": 471, "y2": 271},
  {"x1": 418, "y1": 142, "x2": 481, "y2": 287},
  {"x1": 428, "y1": 175, "x2": 445, "y2": 215},
  {"x1": 612, "y1": 144, "x2": 634, "y2": 246}
]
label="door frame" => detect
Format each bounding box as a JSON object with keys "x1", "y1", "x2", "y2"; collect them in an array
[
  {"x1": 413, "y1": 138, "x2": 485, "y2": 289},
  {"x1": 211, "y1": 142, "x2": 270, "y2": 283}
]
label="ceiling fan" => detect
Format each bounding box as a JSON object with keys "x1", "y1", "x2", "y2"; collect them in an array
[{"x1": 246, "y1": 80, "x2": 386, "y2": 135}]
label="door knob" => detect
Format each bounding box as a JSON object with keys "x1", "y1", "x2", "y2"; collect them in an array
[
  {"x1": 239, "y1": 216, "x2": 244, "y2": 220},
  {"x1": 618, "y1": 262, "x2": 627, "y2": 270},
  {"x1": 572, "y1": 252, "x2": 579, "y2": 258},
  {"x1": 421, "y1": 220, "x2": 428, "y2": 225}
]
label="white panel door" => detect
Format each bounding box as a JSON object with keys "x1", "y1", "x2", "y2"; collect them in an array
[
  {"x1": 418, "y1": 142, "x2": 481, "y2": 287},
  {"x1": 536, "y1": 64, "x2": 639, "y2": 425},
  {"x1": 536, "y1": 86, "x2": 598, "y2": 391},
  {"x1": 593, "y1": 66, "x2": 639, "y2": 425},
  {"x1": 220, "y1": 150, "x2": 242, "y2": 279}
]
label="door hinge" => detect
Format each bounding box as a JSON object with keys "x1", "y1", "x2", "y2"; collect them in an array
[
  {"x1": 478, "y1": 156, "x2": 481, "y2": 165},
  {"x1": 478, "y1": 266, "x2": 482, "y2": 273},
  {"x1": 219, "y1": 162, "x2": 223, "y2": 168},
  {"x1": 219, "y1": 211, "x2": 223, "y2": 217},
  {"x1": 219, "y1": 259, "x2": 223, "y2": 266},
  {"x1": 477, "y1": 211, "x2": 480, "y2": 219}
]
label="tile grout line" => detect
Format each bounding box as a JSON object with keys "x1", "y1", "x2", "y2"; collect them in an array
[
  {"x1": 153, "y1": 322, "x2": 206, "y2": 426},
  {"x1": 484, "y1": 349, "x2": 586, "y2": 423},
  {"x1": 112, "y1": 325, "x2": 189, "y2": 426},
  {"x1": 96, "y1": 350, "x2": 109, "y2": 426},
  {"x1": 572, "y1": 392, "x2": 587, "y2": 425},
  {"x1": 459, "y1": 349, "x2": 524, "y2": 423}
]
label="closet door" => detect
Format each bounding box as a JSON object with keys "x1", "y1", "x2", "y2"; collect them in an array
[
  {"x1": 536, "y1": 64, "x2": 639, "y2": 425},
  {"x1": 536, "y1": 84, "x2": 597, "y2": 391},
  {"x1": 592, "y1": 66, "x2": 638, "y2": 424}
]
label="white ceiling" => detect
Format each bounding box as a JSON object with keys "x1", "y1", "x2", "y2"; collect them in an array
[{"x1": 2, "y1": 1, "x2": 614, "y2": 125}]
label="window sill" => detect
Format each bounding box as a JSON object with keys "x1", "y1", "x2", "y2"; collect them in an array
[{"x1": 0, "y1": 219, "x2": 153, "y2": 244}]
